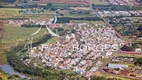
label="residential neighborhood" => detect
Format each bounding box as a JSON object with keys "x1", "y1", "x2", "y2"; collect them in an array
[{"x1": 0, "y1": 0, "x2": 141, "y2": 80}]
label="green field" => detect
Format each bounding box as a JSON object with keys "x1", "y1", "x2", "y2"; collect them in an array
[
  {"x1": 0, "y1": 24, "x2": 48, "y2": 64},
  {"x1": 3, "y1": 24, "x2": 47, "y2": 42},
  {"x1": 0, "y1": 8, "x2": 21, "y2": 18}
]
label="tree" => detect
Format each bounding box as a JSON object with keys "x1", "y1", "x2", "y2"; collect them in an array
[
  {"x1": 134, "y1": 58, "x2": 142, "y2": 66},
  {"x1": 121, "y1": 45, "x2": 133, "y2": 51}
]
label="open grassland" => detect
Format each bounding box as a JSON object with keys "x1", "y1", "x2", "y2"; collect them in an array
[
  {"x1": 0, "y1": 70, "x2": 8, "y2": 80},
  {"x1": 3, "y1": 24, "x2": 47, "y2": 42},
  {"x1": 0, "y1": 8, "x2": 21, "y2": 18},
  {"x1": 90, "y1": 0, "x2": 108, "y2": 4}
]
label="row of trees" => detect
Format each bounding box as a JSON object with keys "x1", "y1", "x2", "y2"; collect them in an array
[
  {"x1": 21, "y1": 24, "x2": 46, "y2": 28},
  {"x1": 57, "y1": 17, "x2": 103, "y2": 23},
  {"x1": 92, "y1": 4, "x2": 142, "y2": 11},
  {"x1": 19, "y1": 9, "x2": 45, "y2": 14}
]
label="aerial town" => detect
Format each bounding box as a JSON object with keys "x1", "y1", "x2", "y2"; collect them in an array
[{"x1": 0, "y1": 0, "x2": 142, "y2": 80}]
